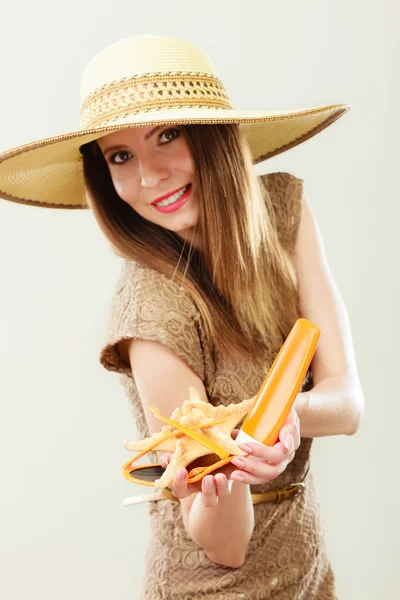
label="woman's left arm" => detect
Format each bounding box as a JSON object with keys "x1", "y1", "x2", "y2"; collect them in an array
[{"x1": 292, "y1": 194, "x2": 365, "y2": 437}]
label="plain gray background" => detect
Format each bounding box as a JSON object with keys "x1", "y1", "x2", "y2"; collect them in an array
[{"x1": 0, "y1": 1, "x2": 399, "y2": 598}]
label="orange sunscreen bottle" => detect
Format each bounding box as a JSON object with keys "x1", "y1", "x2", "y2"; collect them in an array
[{"x1": 236, "y1": 318, "x2": 321, "y2": 448}]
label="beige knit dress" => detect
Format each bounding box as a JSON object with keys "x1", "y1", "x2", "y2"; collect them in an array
[{"x1": 99, "y1": 172, "x2": 337, "y2": 600}]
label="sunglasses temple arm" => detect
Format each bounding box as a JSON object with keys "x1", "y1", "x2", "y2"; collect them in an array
[
  {"x1": 123, "y1": 492, "x2": 164, "y2": 506},
  {"x1": 122, "y1": 415, "x2": 235, "y2": 486},
  {"x1": 187, "y1": 456, "x2": 234, "y2": 483},
  {"x1": 123, "y1": 415, "x2": 230, "y2": 470},
  {"x1": 149, "y1": 407, "x2": 230, "y2": 458},
  {"x1": 122, "y1": 430, "x2": 177, "y2": 473}
]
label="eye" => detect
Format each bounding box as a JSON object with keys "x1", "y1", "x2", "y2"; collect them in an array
[
  {"x1": 110, "y1": 150, "x2": 132, "y2": 165},
  {"x1": 159, "y1": 128, "x2": 181, "y2": 144}
]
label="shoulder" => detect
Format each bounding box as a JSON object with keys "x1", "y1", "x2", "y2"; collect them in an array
[
  {"x1": 118, "y1": 259, "x2": 199, "y2": 320},
  {"x1": 258, "y1": 171, "x2": 305, "y2": 254},
  {"x1": 100, "y1": 259, "x2": 205, "y2": 379},
  {"x1": 258, "y1": 171, "x2": 304, "y2": 209}
]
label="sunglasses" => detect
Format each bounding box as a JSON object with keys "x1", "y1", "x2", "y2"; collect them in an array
[{"x1": 122, "y1": 407, "x2": 236, "y2": 487}]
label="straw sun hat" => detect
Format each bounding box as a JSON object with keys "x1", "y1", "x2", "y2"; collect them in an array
[{"x1": 0, "y1": 35, "x2": 351, "y2": 210}]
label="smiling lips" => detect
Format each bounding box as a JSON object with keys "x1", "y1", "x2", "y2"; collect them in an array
[
  {"x1": 152, "y1": 184, "x2": 192, "y2": 214},
  {"x1": 151, "y1": 184, "x2": 189, "y2": 205}
]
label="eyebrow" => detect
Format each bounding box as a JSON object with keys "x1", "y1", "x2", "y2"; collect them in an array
[{"x1": 102, "y1": 126, "x2": 162, "y2": 155}]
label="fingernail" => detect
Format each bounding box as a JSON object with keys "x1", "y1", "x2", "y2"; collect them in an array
[
  {"x1": 238, "y1": 444, "x2": 253, "y2": 453},
  {"x1": 231, "y1": 457, "x2": 245, "y2": 468},
  {"x1": 231, "y1": 472, "x2": 244, "y2": 482},
  {"x1": 285, "y1": 433, "x2": 293, "y2": 451},
  {"x1": 203, "y1": 476, "x2": 213, "y2": 489},
  {"x1": 177, "y1": 467, "x2": 186, "y2": 480}
]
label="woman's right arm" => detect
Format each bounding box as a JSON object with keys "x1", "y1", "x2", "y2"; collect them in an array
[{"x1": 122, "y1": 337, "x2": 255, "y2": 568}]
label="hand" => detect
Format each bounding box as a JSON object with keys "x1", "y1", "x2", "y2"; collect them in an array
[
  {"x1": 157, "y1": 406, "x2": 300, "y2": 502},
  {"x1": 158, "y1": 453, "x2": 234, "y2": 507},
  {"x1": 230, "y1": 407, "x2": 301, "y2": 485}
]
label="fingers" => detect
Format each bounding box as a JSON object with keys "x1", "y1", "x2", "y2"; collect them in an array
[
  {"x1": 230, "y1": 453, "x2": 293, "y2": 485},
  {"x1": 214, "y1": 473, "x2": 232, "y2": 499},
  {"x1": 170, "y1": 407, "x2": 301, "y2": 496},
  {"x1": 159, "y1": 452, "x2": 172, "y2": 468},
  {"x1": 231, "y1": 409, "x2": 300, "y2": 485},
  {"x1": 201, "y1": 473, "x2": 232, "y2": 506},
  {"x1": 237, "y1": 438, "x2": 292, "y2": 464},
  {"x1": 171, "y1": 467, "x2": 201, "y2": 499},
  {"x1": 279, "y1": 408, "x2": 301, "y2": 451},
  {"x1": 201, "y1": 476, "x2": 219, "y2": 507},
  {"x1": 171, "y1": 467, "x2": 232, "y2": 506}
]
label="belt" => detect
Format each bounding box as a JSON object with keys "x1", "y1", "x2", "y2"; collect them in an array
[{"x1": 123, "y1": 465, "x2": 310, "y2": 507}]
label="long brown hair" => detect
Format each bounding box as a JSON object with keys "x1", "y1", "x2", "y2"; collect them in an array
[{"x1": 80, "y1": 124, "x2": 299, "y2": 361}]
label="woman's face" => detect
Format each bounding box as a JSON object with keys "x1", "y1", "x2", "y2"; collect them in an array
[{"x1": 97, "y1": 125, "x2": 199, "y2": 241}]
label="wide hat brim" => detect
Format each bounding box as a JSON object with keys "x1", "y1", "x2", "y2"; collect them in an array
[{"x1": 0, "y1": 103, "x2": 350, "y2": 209}]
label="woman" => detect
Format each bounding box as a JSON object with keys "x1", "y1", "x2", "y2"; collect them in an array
[{"x1": 0, "y1": 35, "x2": 364, "y2": 599}]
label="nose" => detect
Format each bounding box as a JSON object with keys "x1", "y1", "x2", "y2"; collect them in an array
[{"x1": 138, "y1": 156, "x2": 169, "y2": 188}]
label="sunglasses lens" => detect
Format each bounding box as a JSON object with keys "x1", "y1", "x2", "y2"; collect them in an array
[{"x1": 129, "y1": 465, "x2": 165, "y2": 482}]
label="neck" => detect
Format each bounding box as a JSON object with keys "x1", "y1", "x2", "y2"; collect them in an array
[{"x1": 177, "y1": 226, "x2": 201, "y2": 251}]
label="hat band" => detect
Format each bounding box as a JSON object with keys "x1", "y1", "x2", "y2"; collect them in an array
[{"x1": 80, "y1": 72, "x2": 233, "y2": 129}]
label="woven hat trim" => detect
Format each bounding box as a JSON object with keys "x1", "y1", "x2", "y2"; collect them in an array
[{"x1": 80, "y1": 72, "x2": 232, "y2": 129}]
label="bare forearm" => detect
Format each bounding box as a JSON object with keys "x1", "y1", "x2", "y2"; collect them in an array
[
  {"x1": 295, "y1": 373, "x2": 365, "y2": 437},
  {"x1": 187, "y1": 480, "x2": 254, "y2": 568}
]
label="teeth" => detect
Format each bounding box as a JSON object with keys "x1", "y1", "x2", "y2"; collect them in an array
[{"x1": 156, "y1": 185, "x2": 189, "y2": 207}]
